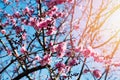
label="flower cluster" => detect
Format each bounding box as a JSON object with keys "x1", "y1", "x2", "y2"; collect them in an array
[
  {"x1": 1, "y1": 0, "x2": 119, "y2": 80},
  {"x1": 40, "y1": 54, "x2": 51, "y2": 66}
]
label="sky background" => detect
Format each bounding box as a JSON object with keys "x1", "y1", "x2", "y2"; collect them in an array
[{"x1": 0, "y1": 0, "x2": 120, "y2": 80}]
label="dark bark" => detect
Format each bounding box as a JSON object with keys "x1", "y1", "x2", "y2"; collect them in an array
[{"x1": 12, "y1": 65, "x2": 47, "y2": 80}]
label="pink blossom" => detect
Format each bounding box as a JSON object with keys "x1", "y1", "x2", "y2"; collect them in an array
[
  {"x1": 46, "y1": 18, "x2": 52, "y2": 24},
  {"x1": 104, "y1": 55, "x2": 111, "y2": 60},
  {"x1": 56, "y1": 42, "x2": 66, "y2": 58},
  {"x1": 15, "y1": 26, "x2": 22, "y2": 34},
  {"x1": 15, "y1": 0, "x2": 19, "y2": 2},
  {"x1": 47, "y1": 7, "x2": 58, "y2": 17},
  {"x1": 21, "y1": 18, "x2": 29, "y2": 25},
  {"x1": 56, "y1": 62, "x2": 66, "y2": 73},
  {"x1": 50, "y1": 44, "x2": 58, "y2": 53},
  {"x1": 46, "y1": 0, "x2": 59, "y2": 8},
  {"x1": 48, "y1": 42, "x2": 53, "y2": 47},
  {"x1": 73, "y1": 25, "x2": 79, "y2": 30},
  {"x1": 40, "y1": 54, "x2": 51, "y2": 66},
  {"x1": 74, "y1": 47, "x2": 81, "y2": 53},
  {"x1": 83, "y1": 69, "x2": 89, "y2": 73},
  {"x1": 94, "y1": 56, "x2": 104, "y2": 63},
  {"x1": 22, "y1": 33, "x2": 27, "y2": 40},
  {"x1": 68, "y1": 58, "x2": 77, "y2": 66},
  {"x1": 3, "y1": 21, "x2": 9, "y2": 27},
  {"x1": 31, "y1": 9, "x2": 34, "y2": 14},
  {"x1": 6, "y1": 48, "x2": 12, "y2": 55},
  {"x1": 1, "y1": 30, "x2": 6, "y2": 34},
  {"x1": 57, "y1": 52, "x2": 65, "y2": 58},
  {"x1": 25, "y1": 7, "x2": 29, "y2": 13},
  {"x1": 36, "y1": 20, "x2": 48, "y2": 29},
  {"x1": 93, "y1": 69, "x2": 101, "y2": 78},
  {"x1": 14, "y1": 11, "x2": 20, "y2": 18},
  {"x1": 55, "y1": 12, "x2": 65, "y2": 18},
  {"x1": 35, "y1": 55, "x2": 41, "y2": 61},
  {"x1": 29, "y1": 17, "x2": 36, "y2": 26},
  {"x1": 51, "y1": 6, "x2": 58, "y2": 12},
  {"x1": 104, "y1": 59, "x2": 111, "y2": 65},
  {"x1": 40, "y1": 21, "x2": 48, "y2": 28},
  {"x1": 20, "y1": 46, "x2": 26, "y2": 53},
  {"x1": 46, "y1": 29, "x2": 53, "y2": 36},
  {"x1": 10, "y1": 19, "x2": 16, "y2": 25},
  {"x1": 82, "y1": 48, "x2": 91, "y2": 58},
  {"x1": 61, "y1": 73, "x2": 67, "y2": 78},
  {"x1": 90, "y1": 52, "x2": 96, "y2": 57},
  {"x1": 47, "y1": 10, "x2": 53, "y2": 17},
  {"x1": 56, "y1": 0, "x2": 66, "y2": 4},
  {"x1": 46, "y1": 27, "x2": 56, "y2": 36},
  {"x1": 91, "y1": 52, "x2": 103, "y2": 62},
  {"x1": 56, "y1": 42, "x2": 67, "y2": 58},
  {"x1": 67, "y1": 0, "x2": 73, "y2": 3},
  {"x1": 3, "y1": 0, "x2": 8, "y2": 3},
  {"x1": 23, "y1": 7, "x2": 31, "y2": 15},
  {"x1": 56, "y1": 42, "x2": 67, "y2": 53},
  {"x1": 113, "y1": 62, "x2": 120, "y2": 67},
  {"x1": 65, "y1": 51, "x2": 72, "y2": 57},
  {"x1": 65, "y1": 66, "x2": 71, "y2": 72}
]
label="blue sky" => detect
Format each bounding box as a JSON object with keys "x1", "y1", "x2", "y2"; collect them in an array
[{"x1": 1, "y1": 0, "x2": 120, "y2": 80}]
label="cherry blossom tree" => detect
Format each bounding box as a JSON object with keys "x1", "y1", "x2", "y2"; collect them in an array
[{"x1": 0, "y1": 0, "x2": 120, "y2": 80}]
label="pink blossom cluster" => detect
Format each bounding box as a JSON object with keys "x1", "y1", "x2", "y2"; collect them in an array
[
  {"x1": 1, "y1": 30, "x2": 6, "y2": 34},
  {"x1": 6, "y1": 48, "x2": 12, "y2": 55},
  {"x1": 23, "y1": 7, "x2": 34, "y2": 16},
  {"x1": 3, "y1": 0, "x2": 8, "y2": 3},
  {"x1": 1, "y1": 0, "x2": 120, "y2": 80},
  {"x1": 3, "y1": 0, "x2": 19, "y2": 3},
  {"x1": 50, "y1": 42, "x2": 67, "y2": 58},
  {"x1": 15, "y1": 26, "x2": 22, "y2": 34},
  {"x1": 46, "y1": 26, "x2": 57, "y2": 35},
  {"x1": 45, "y1": 0, "x2": 67, "y2": 8},
  {"x1": 93, "y1": 69, "x2": 101, "y2": 78},
  {"x1": 40, "y1": 54, "x2": 51, "y2": 66},
  {"x1": 68, "y1": 58, "x2": 77, "y2": 66},
  {"x1": 55, "y1": 62, "x2": 71, "y2": 75},
  {"x1": 13, "y1": 11, "x2": 20, "y2": 18},
  {"x1": 47, "y1": 6, "x2": 65, "y2": 18},
  {"x1": 49, "y1": 0, "x2": 72, "y2": 6},
  {"x1": 36, "y1": 18, "x2": 52, "y2": 30},
  {"x1": 81, "y1": 47, "x2": 104, "y2": 63},
  {"x1": 83, "y1": 69, "x2": 101, "y2": 78},
  {"x1": 34, "y1": 54, "x2": 51, "y2": 66},
  {"x1": 20, "y1": 46, "x2": 26, "y2": 54}
]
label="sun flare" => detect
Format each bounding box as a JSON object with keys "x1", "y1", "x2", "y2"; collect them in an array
[{"x1": 102, "y1": 8, "x2": 120, "y2": 39}]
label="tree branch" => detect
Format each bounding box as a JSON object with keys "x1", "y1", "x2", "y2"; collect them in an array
[{"x1": 12, "y1": 65, "x2": 47, "y2": 80}]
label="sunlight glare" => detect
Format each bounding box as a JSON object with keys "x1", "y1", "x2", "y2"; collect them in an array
[{"x1": 102, "y1": 8, "x2": 120, "y2": 39}]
